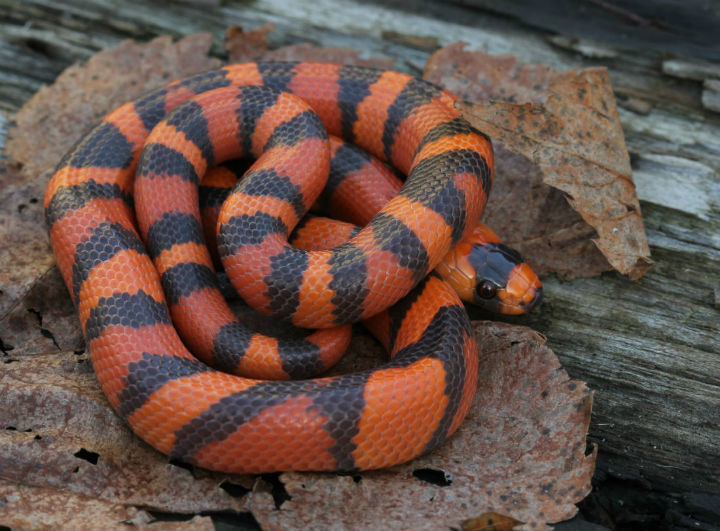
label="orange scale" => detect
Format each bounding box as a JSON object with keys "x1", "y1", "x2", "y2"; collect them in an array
[
  {"x1": 392, "y1": 278, "x2": 463, "y2": 354},
  {"x1": 346, "y1": 224, "x2": 379, "y2": 253},
  {"x1": 199, "y1": 207, "x2": 223, "y2": 266},
  {"x1": 307, "y1": 326, "x2": 353, "y2": 372},
  {"x1": 50, "y1": 201, "x2": 137, "y2": 290},
  {"x1": 292, "y1": 218, "x2": 356, "y2": 251},
  {"x1": 250, "y1": 92, "x2": 313, "y2": 156},
  {"x1": 354, "y1": 71, "x2": 411, "y2": 161},
  {"x1": 128, "y1": 371, "x2": 257, "y2": 454},
  {"x1": 154, "y1": 241, "x2": 213, "y2": 276},
  {"x1": 201, "y1": 165, "x2": 239, "y2": 187},
  {"x1": 134, "y1": 175, "x2": 199, "y2": 235},
  {"x1": 189, "y1": 87, "x2": 245, "y2": 161},
  {"x1": 163, "y1": 86, "x2": 197, "y2": 113},
  {"x1": 391, "y1": 98, "x2": 457, "y2": 173},
  {"x1": 217, "y1": 192, "x2": 298, "y2": 231},
  {"x1": 104, "y1": 101, "x2": 150, "y2": 149},
  {"x1": 360, "y1": 250, "x2": 417, "y2": 319},
  {"x1": 361, "y1": 311, "x2": 392, "y2": 352},
  {"x1": 222, "y1": 63, "x2": 263, "y2": 87},
  {"x1": 89, "y1": 323, "x2": 188, "y2": 406},
  {"x1": 288, "y1": 62, "x2": 343, "y2": 133},
  {"x1": 448, "y1": 330, "x2": 479, "y2": 437},
  {"x1": 294, "y1": 252, "x2": 335, "y2": 328},
  {"x1": 168, "y1": 286, "x2": 236, "y2": 364},
  {"x1": 466, "y1": 222, "x2": 501, "y2": 245},
  {"x1": 145, "y1": 122, "x2": 208, "y2": 178},
  {"x1": 412, "y1": 132, "x2": 485, "y2": 165},
  {"x1": 351, "y1": 358, "x2": 448, "y2": 470},
  {"x1": 434, "y1": 241, "x2": 476, "y2": 303},
  {"x1": 191, "y1": 395, "x2": 338, "y2": 473},
  {"x1": 234, "y1": 334, "x2": 286, "y2": 380},
  {"x1": 381, "y1": 195, "x2": 454, "y2": 265},
  {"x1": 44, "y1": 167, "x2": 133, "y2": 208},
  {"x1": 266, "y1": 139, "x2": 330, "y2": 201},
  {"x1": 222, "y1": 237, "x2": 285, "y2": 302},
  {"x1": 77, "y1": 249, "x2": 162, "y2": 326},
  {"x1": 328, "y1": 135, "x2": 344, "y2": 157},
  {"x1": 327, "y1": 161, "x2": 400, "y2": 226},
  {"x1": 452, "y1": 172, "x2": 488, "y2": 237}
]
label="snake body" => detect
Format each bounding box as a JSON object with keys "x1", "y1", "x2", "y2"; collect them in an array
[{"x1": 45, "y1": 62, "x2": 495, "y2": 472}]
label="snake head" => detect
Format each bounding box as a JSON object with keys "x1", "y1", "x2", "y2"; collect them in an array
[{"x1": 435, "y1": 224, "x2": 542, "y2": 315}]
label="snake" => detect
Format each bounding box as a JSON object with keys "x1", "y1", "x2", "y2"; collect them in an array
[{"x1": 44, "y1": 62, "x2": 541, "y2": 473}]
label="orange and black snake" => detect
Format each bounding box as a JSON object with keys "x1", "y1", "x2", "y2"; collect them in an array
[{"x1": 45, "y1": 62, "x2": 541, "y2": 473}]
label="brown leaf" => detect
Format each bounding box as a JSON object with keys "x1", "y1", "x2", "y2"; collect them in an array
[
  {"x1": 462, "y1": 511, "x2": 524, "y2": 531},
  {"x1": 0, "y1": 480, "x2": 215, "y2": 531},
  {"x1": 0, "y1": 351, "x2": 251, "y2": 519},
  {"x1": 224, "y1": 23, "x2": 275, "y2": 63},
  {"x1": 249, "y1": 322, "x2": 595, "y2": 531},
  {"x1": 0, "y1": 166, "x2": 55, "y2": 321},
  {"x1": 424, "y1": 43, "x2": 653, "y2": 280},
  {"x1": 0, "y1": 265, "x2": 82, "y2": 357},
  {"x1": 485, "y1": 144, "x2": 610, "y2": 278}
]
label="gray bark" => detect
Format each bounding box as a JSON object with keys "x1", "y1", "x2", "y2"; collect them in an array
[{"x1": 0, "y1": 0, "x2": 718, "y2": 522}]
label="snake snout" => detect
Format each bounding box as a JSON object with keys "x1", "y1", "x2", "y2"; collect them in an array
[{"x1": 494, "y1": 263, "x2": 542, "y2": 315}]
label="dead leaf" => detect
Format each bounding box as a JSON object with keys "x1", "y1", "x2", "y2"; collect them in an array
[
  {"x1": 0, "y1": 480, "x2": 215, "y2": 531},
  {"x1": 0, "y1": 351, "x2": 252, "y2": 521},
  {"x1": 258, "y1": 42, "x2": 395, "y2": 69},
  {"x1": 485, "y1": 144, "x2": 610, "y2": 278},
  {"x1": 224, "y1": 23, "x2": 275, "y2": 63},
  {"x1": 462, "y1": 511, "x2": 525, "y2": 531},
  {"x1": 249, "y1": 322, "x2": 595, "y2": 531},
  {"x1": 0, "y1": 264, "x2": 82, "y2": 357},
  {"x1": 0, "y1": 166, "x2": 55, "y2": 321},
  {"x1": 424, "y1": 43, "x2": 653, "y2": 280}
]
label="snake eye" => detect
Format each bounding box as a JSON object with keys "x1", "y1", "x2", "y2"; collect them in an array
[{"x1": 476, "y1": 280, "x2": 498, "y2": 300}]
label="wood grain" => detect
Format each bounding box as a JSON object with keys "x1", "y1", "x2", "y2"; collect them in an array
[{"x1": 0, "y1": 0, "x2": 718, "y2": 522}]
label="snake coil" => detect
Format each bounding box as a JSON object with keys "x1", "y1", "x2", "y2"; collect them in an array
[{"x1": 45, "y1": 62, "x2": 493, "y2": 473}]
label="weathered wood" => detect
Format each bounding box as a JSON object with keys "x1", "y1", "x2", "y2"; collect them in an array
[
  {"x1": 0, "y1": 0, "x2": 718, "y2": 525},
  {"x1": 449, "y1": 0, "x2": 720, "y2": 62}
]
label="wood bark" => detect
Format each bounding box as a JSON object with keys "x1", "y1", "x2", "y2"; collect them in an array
[{"x1": 0, "y1": 0, "x2": 718, "y2": 522}]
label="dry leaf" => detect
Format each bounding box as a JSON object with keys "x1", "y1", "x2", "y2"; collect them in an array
[
  {"x1": 0, "y1": 480, "x2": 215, "y2": 531},
  {"x1": 249, "y1": 322, "x2": 595, "y2": 531},
  {"x1": 0, "y1": 351, "x2": 251, "y2": 523},
  {"x1": 462, "y1": 511, "x2": 525, "y2": 531},
  {"x1": 0, "y1": 263, "x2": 82, "y2": 356},
  {"x1": 424, "y1": 43, "x2": 653, "y2": 280},
  {"x1": 0, "y1": 166, "x2": 56, "y2": 320},
  {"x1": 224, "y1": 23, "x2": 276, "y2": 63},
  {"x1": 485, "y1": 144, "x2": 609, "y2": 278}
]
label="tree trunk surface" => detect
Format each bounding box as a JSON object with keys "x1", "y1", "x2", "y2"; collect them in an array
[{"x1": 1, "y1": 0, "x2": 718, "y2": 527}]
